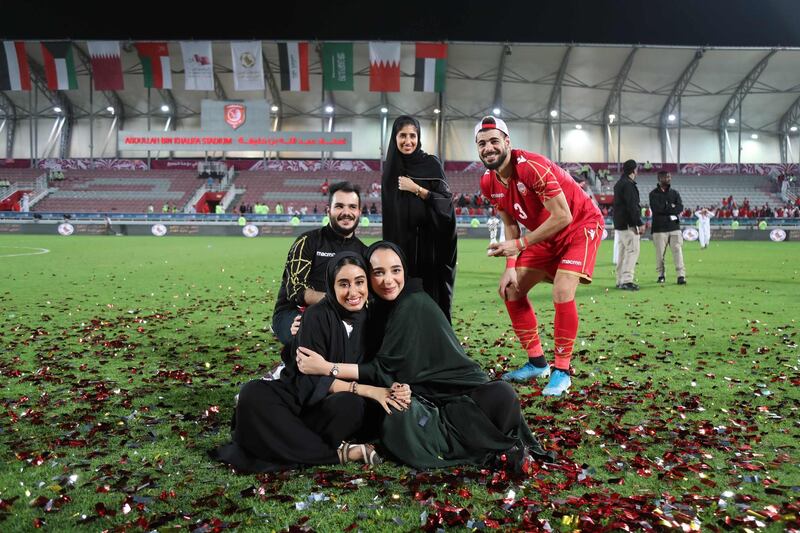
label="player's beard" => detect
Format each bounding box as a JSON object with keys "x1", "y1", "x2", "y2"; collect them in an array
[
  {"x1": 329, "y1": 212, "x2": 360, "y2": 237},
  {"x1": 480, "y1": 145, "x2": 508, "y2": 170}
]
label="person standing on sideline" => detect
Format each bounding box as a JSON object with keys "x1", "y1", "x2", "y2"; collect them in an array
[
  {"x1": 649, "y1": 171, "x2": 686, "y2": 285},
  {"x1": 613, "y1": 160, "x2": 645, "y2": 290},
  {"x1": 695, "y1": 207, "x2": 715, "y2": 249},
  {"x1": 475, "y1": 116, "x2": 604, "y2": 396}
]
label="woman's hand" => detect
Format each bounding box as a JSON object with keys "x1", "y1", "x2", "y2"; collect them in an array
[
  {"x1": 296, "y1": 346, "x2": 331, "y2": 376},
  {"x1": 398, "y1": 175, "x2": 419, "y2": 195},
  {"x1": 390, "y1": 382, "x2": 412, "y2": 408},
  {"x1": 362, "y1": 385, "x2": 406, "y2": 415},
  {"x1": 290, "y1": 315, "x2": 302, "y2": 336}
]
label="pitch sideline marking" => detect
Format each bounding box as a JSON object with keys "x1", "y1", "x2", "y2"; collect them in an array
[{"x1": 0, "y1": 246, "x2": 51, "y2": 258}]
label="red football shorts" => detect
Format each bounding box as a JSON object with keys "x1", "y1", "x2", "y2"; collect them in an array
[{"x1": 516, "y1": 222, "x2": 603, "y2": 283}]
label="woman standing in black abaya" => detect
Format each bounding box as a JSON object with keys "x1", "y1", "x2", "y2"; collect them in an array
[{"x1": 382, "y1": 115, "x2": 457, "y2": 322}]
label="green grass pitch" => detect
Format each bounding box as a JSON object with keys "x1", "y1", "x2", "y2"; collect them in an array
[{"x1": 0, "y1": 234, "x2": 798, "y2": 531}]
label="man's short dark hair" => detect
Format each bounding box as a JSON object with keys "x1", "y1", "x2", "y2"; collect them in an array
[
  {"x1": 657, "y1": 170, "x2": 670, "y2": 179},
  {"x1": 328, "y1": 181, "x2": 362, "y2": 208}
]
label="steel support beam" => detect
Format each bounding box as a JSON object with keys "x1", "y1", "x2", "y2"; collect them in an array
[
  {"x1": 717, "y1": 50, "x2": 776, "y2": 162},
  {"x1": 72, "y1": 44, "x2": 126, "y2": 128},
  {"x1": 603, "y1": 47, "x2": 638, "y2": 162},
  {"x1": 778, "y1": 95, "x2": 800, "y2": 163},
  {"x1": 263, "y1": 54, "x2": 283, "y2": 131},
  {"x1": 0, "y1": 92, "x2": 17, "y2": 157},
  {"x1": 545, "y1": 46, "x2": 571, "y2": 161},
  {"x1": 659, "y1": 49, "x2": 703, "y2": 163},
  {"x1": 492, "y1": 45, "x2": 511, "y2": 114},
  {"x1": 27, "y1": 58, "x2": 73, "y2": 158}
]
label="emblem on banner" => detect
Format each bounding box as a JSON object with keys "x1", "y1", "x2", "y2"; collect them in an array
[{"x1": 224, "y1": 104, "x2": 246, "y2": 130}]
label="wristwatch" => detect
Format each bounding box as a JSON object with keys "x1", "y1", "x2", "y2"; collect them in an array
[{"x1": 330, "y1": 363, "x2": 339, "y2": 377}]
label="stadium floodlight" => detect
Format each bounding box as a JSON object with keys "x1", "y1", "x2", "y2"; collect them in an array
[
  {"x1": 433, "y1": 108, "x2": 441, "y2": 114},
  {"x1": 575, "y1": 124, "x2": 583, "y2": 130},
  {"x1": 751, "y1": 134, "x2": 758, "y2": 140},
  {"x1": 53, "y1": 106, "x2": 62, "y2": 114},
  {"x1": 608, "y1": 113, "x2": 616, "y2": 123},
  {"x1": 549, "y1": 109, "x2": 558, "y2": 118},
  {"x1": 791, "y1": 126, "x2": 798, "y2": 132},
  {"x1": 492, "y1": 107, "x2": 502, "y2": 116},
  {"x1": 106, "y1": 106, "x2": 115, "y2": 114},
  {"x1": 161, "y1": 105, "x2": 170, "y2": 113},
  {"x1": 668, "y1": 114, "x2": 676, "y2": 122},
  {"x1": 380, "y1": 106, "x2": 389, "y2": 114},
  {"x1": 270, "y1": 104, "x2": 279, "y2": 112},
  {"x1": 728, "y1": 117, "x2": 736, "y2": 125},
  {"x1": 324, "y1": 105, "x2": 334, "y2": 114}
]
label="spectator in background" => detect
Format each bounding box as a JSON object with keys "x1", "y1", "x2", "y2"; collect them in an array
[
  {"x1": 321, "y1": 179, "x2": 329, "y2": 196},
  {"x1": 649, "y1": 171, "x2": 686, "y2": 285},
  {"x1": 613, "y1": 159, "x2": 645, "y2": 290},
  {"x1": 162, "y1": 203, "x2": 169, "y2": 214},
  {"x1": 369, "y1": 203, "x2": 378, "y2": 215},
  {"x1": 275, "y1": 203, "x2": 284, "y2": 215},
  {"x1": 695, "y1": 207, "x2": 714, "y2": 249}
]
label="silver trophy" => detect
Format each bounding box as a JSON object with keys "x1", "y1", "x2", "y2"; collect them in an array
[{"x1": 487, "y1": 216, "x2": 501, "y2": 244}]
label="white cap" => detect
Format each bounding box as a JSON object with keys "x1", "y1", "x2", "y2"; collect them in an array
[{"x1": 474, "y1": 116, "x2": 510, "y2": 140}]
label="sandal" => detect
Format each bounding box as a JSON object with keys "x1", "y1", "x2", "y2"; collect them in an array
[{"x1": 337, "y1": 442, "x2": 382, "y2": 466}]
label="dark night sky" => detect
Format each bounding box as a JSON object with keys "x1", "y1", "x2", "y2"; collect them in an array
[{"x1": 3, "y1": 0, "x2": 800, "y2": 47}]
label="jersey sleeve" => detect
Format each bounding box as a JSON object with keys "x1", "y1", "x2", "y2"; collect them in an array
[
  {"x1": 284, "y1": 233, "x2": 316, "y2": 306},
  {"x1": 521, "y1": 157, "x2": 563, "y2": 202}
]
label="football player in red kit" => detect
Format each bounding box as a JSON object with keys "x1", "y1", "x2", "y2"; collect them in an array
[{"x1": 475, "y1": 116, "x2": 603, "y2": 395}]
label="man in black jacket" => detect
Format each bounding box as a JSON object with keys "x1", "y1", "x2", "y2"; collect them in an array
[
  {"x1": 649, "y1": 171, "x2": 686, "y2": 284},
  {"x1": 271, "y1": 182, "x2": 367, "y2": 349},
  {"x1": 613, "y1": 160, "x2": 645, "y2": 290}
]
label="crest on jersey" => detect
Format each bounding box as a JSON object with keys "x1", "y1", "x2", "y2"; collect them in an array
[
  {"x1": 516, "y1": 155, "x2": 527, "y2": 164},
  {"x1": 516, "y1": 182, "x2": 528, "y2": 195}
]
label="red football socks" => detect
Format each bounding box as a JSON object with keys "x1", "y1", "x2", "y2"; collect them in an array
[
  {"x1": 505, "y1": 297, "x2": 545, "y2": 361},
  {"x1": 553, "y1": 300, "x2": 578, "y2": 371}
]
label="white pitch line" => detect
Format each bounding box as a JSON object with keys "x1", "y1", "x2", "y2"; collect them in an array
[{"x1": 0, "y1": 247, "x2": 51, "y2": 258}]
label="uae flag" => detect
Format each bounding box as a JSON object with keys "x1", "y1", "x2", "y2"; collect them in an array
[
  {"x1": 369, "y1": 42, "x2": 401, "y2": 92},
  {"x1": 87, "y1": 41, "x2": 124, "y2": 91},
  {"x1": 0, "y1": 41, "x2": 31, "y2": 91},
  {"x1": 278, "y1": 42, "x2": 309, "y2": 91},
  {"x1": 414, "y1": 43, "x2": 447, "y2": 93},
  {"x1": 41, "y1": 41, "x2": 78, "y2": 90},
  {"x1": 134, "y1": 42, "x2": 172, "y2": 89}
]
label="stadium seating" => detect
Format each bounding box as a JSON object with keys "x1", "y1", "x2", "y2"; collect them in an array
[{"x1": 31, "y1": 169, "x2": 200, "y2": 213}]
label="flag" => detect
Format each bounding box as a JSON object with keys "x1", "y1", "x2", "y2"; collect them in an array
[
  {"x1": 180, "y1": 41, "x2": 214, "y2": 91},
  {"x1": 231, "y1": 41, "x2": 264, "y2": 91},
  {"x1": 40, "y1": 41, "x2": 78, "y2": 90},
  {"x1": 414, "y1": 43, "x2": 447, "y2": 93},
  {"x1": 369, "y1": 42, "x2": 400, "y2": 92},
  {"x1": 322, "y1": 43, "x2": 353, "y2": 91},
  {"x1": 278, "y1": 42, "x2": 309, "y2": 91},
  {"x1": 0, "y1": 41, "x2": 31, "y2": 91},
  {"x1": 134, "y1": 42, "x2": 172, "y2": 89},
  {"x1": 87, "y1": 41, "x2": 124, "y2": 91}
]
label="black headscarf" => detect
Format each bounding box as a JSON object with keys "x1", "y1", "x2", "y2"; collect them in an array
[
  {"x1": 285, "y1": 252, "x2": 369, "y2": 406},
  {"x1": 381, "y1": 116, "x2": 448, "y2": 239}
]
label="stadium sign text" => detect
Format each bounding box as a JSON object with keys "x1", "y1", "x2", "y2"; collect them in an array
[{"x1": 118, "y1": 131, "x2": 352, "y2": 152}]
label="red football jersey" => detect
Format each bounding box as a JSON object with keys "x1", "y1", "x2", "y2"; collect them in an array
[{"x1": 480, "y1": 149, "x2": 603, "y2": 245}]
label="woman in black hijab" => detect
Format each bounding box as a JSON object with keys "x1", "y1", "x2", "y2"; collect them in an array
[
  {"x1": 382, "y1": 116, "x2": 457, "y2": 322},
  {"x1": 212, "y1": 252, "x2": 399, "y2": 472},
  {"x1": 296, "y1": 242, "x2": 554, "y2": 471}
]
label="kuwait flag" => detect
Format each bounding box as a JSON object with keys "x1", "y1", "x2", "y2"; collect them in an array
[
  {"x1": 87, "y1": 41, "x2": 124, "y2": 91},
  {"x1": 369, "y1": 42, "x2": 401, "y2": 92},
  {"x1": 278, "y1": 42, "x2": 309, "y2": 91},
  {"x1": 0, "y1": 41, "x2": 31, "y2": 91},
  {"x1": 134, "y1": 42, "x2": 172, "y2": 89},
  {"x1": 414, "y1": 43, "x2": 447, "y2": 93},
  {"x1": 41, "y1": 41, "x2": 78, "y2": 90}
]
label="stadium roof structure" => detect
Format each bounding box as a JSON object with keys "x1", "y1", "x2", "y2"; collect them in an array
[{"x1": 3, "y1": 40, "x2": 800, "y2": 162}]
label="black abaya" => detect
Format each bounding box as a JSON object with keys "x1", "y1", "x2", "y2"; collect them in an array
[
  {"x1": 381, "y1": 116, "x2": 457, "y2": 321},
  {"x1": 212, "y1": 253, "x2": 379, "y2": 472}
]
